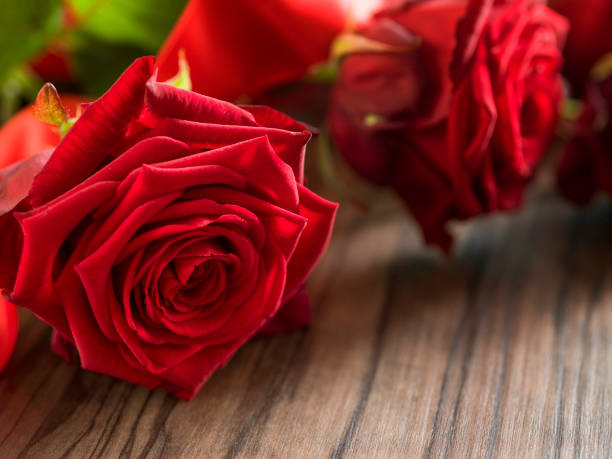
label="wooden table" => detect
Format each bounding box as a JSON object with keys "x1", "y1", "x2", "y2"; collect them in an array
[{"x1": 0, "y1": 166, "x2": 610, "y2": 458}]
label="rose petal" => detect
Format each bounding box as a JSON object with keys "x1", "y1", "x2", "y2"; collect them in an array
[
  {"x1": 0, "y1": 297, "x2": 18, "y2": 372},
  {"x1": 30, "y1": 57, "x2": 155, "y2": 206}
]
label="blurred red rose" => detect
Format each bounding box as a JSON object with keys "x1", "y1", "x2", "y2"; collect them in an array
[
  {"x1": 0, "y1": 57, "x2": 337, "y2": 399},
  {"x1": 157, "y1": 0, "x2": 394, "y2": 101},
  {"x1": 557, "y1": 61, "x2": 612, "y2": 204},
  {"x1": 30, "y1": 46, "x2": 74, "y2": 85},
  {"x1": 550, "y1": 0, "x2": 612, "y2": 93},
  {"x1": 329, "y1": 0, "x2": 567, "y2": 251},
  {"x1": 0, "y1": 298, "x2": 18, "y2": 372},
  {"x1": 0, "y1": 95, "x2": 84, "y2": 168}
]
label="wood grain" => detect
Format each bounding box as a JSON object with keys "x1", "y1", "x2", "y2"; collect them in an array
[{"x1": 0, "y1": 177, "x2": 610, "y2": 458}]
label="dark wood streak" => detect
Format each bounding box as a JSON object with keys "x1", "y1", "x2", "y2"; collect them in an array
[
  {"x1": 122, "y1": 391, "x2": 158, "y2": 458},
  {"x1": 56, "y1": 384, "x2": 116, "y2": 459},
  {"x1": 0, "y1": 330, "x2": 58, "y2": 447},
  {"x1": 485, "y1": 209, "x2": 542, "y2": 459},
  {"x1": 550, "y1": 216, "x2": 582, "y2": 459},
  {"x1": 223, "y1": 332, "x2": 308, "y2": 459},
  {"x1": 424, "y1": 225, "x2": 493, "y2": 459},
  {"x1": 136, "y1": 394, "x2": 178, "y2": 459},
  {"x1": 329, "y1": 234, "x2": 403, "y2": 459},
  {"x1": 89, "y1": 384, "x2": 137, "y2": 458},
  {"x1": 18, "y1": 370, "x2": 100, "y2": 457},
  {"x1": 572, "y1": 262, "x2": 605, "y2": 459},
  {"x1": 447, "y1": 222, "x2": 522, "y2": 459}
]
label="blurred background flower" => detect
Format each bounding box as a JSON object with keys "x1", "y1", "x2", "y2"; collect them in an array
[
  {"x1": 550, "y1": 0, "x2": 612, "y2": 94},
  {"x1": 557, "y1": 54, "x2": 612, "y2": 204},
  {"x1": 328, "y1": 0, "x2": 568, "y2": 250}
]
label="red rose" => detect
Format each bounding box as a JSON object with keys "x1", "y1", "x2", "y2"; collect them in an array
[
  {"x1": 157, "y1": 0, "x2": 345, "y2": 101},
  {"x1": 0, "y1": 298, "x2": 18, "y2": 372},
  {"x1": 550, "y1": 0, "x2": 612, "y2": 93},
  {"x1": 329, "y1": 0, "x2": 567, "y2": 251},
  {"x1": 0, "y1": 57, "x2": 337, "y2": 400},
  {"x1": 30, "y1": 47, "x2": 74, "y2": 85},
  {"x1": 157, "y1": 0, "x2": 394, "y2": 101},
  {"x1": 557, "y1": 65, "x2": 612, "y2": 204}
]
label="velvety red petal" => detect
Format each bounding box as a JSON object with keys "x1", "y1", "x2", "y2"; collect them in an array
[
  {"x1": 30, "y1": 57, "x2": 155, "y2": 207},
  {"x1": 157, "y1": 241, "x2": 288, "y2": 398},
  {"x1": 154, "y1": 136, "x2": 300, "y2": 211},
  {"x1": 283, "y1": 185, "x2": 337, "y2": 301},
  {"x1": 145, "y1": 118, "x2": 310, "y2": 184},
  {"x1": 258, "y1": 283, "x2": 310, "y2": 336},
  {"x1": 50, "y1": 329, "x2": 75, "y2": 363},
  {"x1": 76, "y1": 193, "x2": 180, "y2": 342},
  {"x1": 10, "y1": 182, "x2": 116, "y2": 336},
  {"x1": 57, "y1": 258, "x2": 163, "y2": 390},
  {"x1": 391, "y1": 129, "x2": 456, "y2": 253},
  {"x1": 0, "y1": 209, "x2": 24, "y2": 290},
  {"x1": 156, "y1": 0, "x2": 345, "y2": 101},
  {"x1": 0, "y1": 297, "x2": 18, "y2": 372},
  {"x1": 0, "y1": 149, "x2": 54, "y2": 215},
  {"x1": 451, "y1": 0, "x2": 495, "y2": 83},
  {"x1": 159, "y1": 338, "x2": 245, "y2": 400},
  {"x1": 145, "y1": 80, "x2": 258, "y2": 126},
  {"x1": 328, "y1": 107, "x2": 395, "y2": 186}
]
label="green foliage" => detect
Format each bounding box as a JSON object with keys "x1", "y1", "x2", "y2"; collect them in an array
[
  {"x1": 0, "y1": 0, "x2": 188, "y2": 119},
  {"x1": 67, "y1": 0, "x2": 188, "y2": 96},
  {"x1": 0, "y1": 0, "x2": 63, "y2": 120},
  {"x1": 0, "y1": 0, "x2": 63, "y2": 84},
  {"x1": 68, "y1": 0, "x2": 187, "y2": 52},
  {"x1": 69, "y1": 33, "x2": 151, "y2": 96}
]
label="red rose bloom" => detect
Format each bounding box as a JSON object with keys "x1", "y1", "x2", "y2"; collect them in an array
[
  {"x1": 550, "y1": 0, "x2": 612, "y2": 93},
  {"x1": 0, "y1": 57, "x2": 337, "y2": 400},
  {"x1": 557, "y1": 68, "x2": 612, "y2": 204},
  {"x1": 329, "y1": 0, "x2": 567, "y2": 251}
]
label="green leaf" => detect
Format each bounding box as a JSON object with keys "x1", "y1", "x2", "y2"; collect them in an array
[
  {"x1": 68, "y1": 0, "x2": 187, "y2": 51},
  {"x1": 33, "y1": 82, "x2": 69, "y2": 126},
  {"x1": 66, "y1": 0, "x2": 188, "y2": 97},
  {"x1": 0, "y1": 66, "x2": 42, "y2": 122}
]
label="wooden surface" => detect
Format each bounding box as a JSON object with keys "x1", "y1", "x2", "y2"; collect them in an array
[{"x1": 0, "y1": 173, "x2": 611, "y2": 458}]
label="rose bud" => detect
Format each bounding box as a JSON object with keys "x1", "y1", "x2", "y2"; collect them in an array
[
  {"x1": 0, "y1": 57, "x2": 337, "y2": 400},
  {"x1": 557, "y1": 55, "x2": 612, "y2": 204},
  {"x1": 329, "y1": 0, "x2": 568, "y2": 252},
  {"x1": 549, "y1": 0, "x2": 612, "y2": 93}
]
